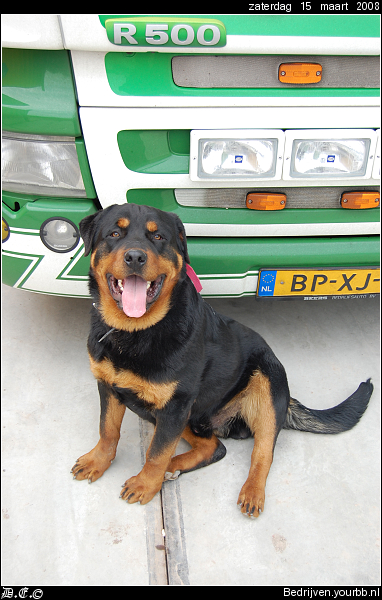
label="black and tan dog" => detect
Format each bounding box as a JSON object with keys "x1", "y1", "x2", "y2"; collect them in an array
[{"x1": 72, "y1": 203, "x2": 373, "y2": 517}]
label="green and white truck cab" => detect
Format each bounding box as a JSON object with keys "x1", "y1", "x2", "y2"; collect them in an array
[{"x1": 2, "y1": 14, "x2": 380, "y2": 300}]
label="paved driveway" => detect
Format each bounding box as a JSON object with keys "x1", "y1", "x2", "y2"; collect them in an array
[{"x1": 2, "y1": 285, "x2": 380, "y2": 586}]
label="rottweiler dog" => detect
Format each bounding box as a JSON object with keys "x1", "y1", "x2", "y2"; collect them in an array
[{"x1": 72, "y1": 203, "x2": 373, "y2": 517}]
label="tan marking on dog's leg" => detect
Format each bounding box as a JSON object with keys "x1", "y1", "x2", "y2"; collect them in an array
[
  {"x1": 120, "y1": 430, "x2": 180, "y2": 505},
  {"x1": 71, "y1": 390, "x2": 126, "y2": 483},
  {"x1": 237, "y1": 370, "x2": 277, "y2": 518},
  {"x1": 166, "y1": 426, "x2": 223, "y2": 474}
]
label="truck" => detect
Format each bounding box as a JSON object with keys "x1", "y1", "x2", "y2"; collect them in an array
[{"x1": 2, "y1": 14, "x2": 380, "y2": 301}]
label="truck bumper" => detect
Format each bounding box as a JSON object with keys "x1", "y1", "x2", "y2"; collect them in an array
[{"x1": 2, "y1": 195, "x2": 379, "y2": 298}]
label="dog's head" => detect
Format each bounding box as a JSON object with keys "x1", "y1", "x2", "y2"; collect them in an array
[{"x1": 80, "y1": 203, "x2": 190, "y2": 331}]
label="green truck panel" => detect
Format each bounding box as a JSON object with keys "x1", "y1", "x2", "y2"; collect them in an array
[{"x1": 2, "y1": 48, "x2": 81, "y2": 137}]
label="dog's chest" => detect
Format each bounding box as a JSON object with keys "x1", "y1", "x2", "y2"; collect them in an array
[{"x1": 89, "y1": 355, "x2": 177, "y2": 409}]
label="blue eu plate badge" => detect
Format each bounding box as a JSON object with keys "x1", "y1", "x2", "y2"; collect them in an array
[{"x1": 258, "y1": 270, "x2": 277, "y2": 296}]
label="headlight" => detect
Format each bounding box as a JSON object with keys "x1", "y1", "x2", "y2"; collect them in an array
[
  {"x1": 2, "y1": 131, "x2": 86, "y2": 197},
  {"x1": 40, "y1": 218, "x2": 80, "y2": 253},
  {"x1": 190, "y1": 129, "x2": 284, "y2": 181},
  {"x1": 284, "y1": 129, "x2": 377, "y2": 179},
  {"x1": 293, "y1": 140, "x2": 368, "y2": 176}
]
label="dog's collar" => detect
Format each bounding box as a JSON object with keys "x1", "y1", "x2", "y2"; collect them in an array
[
  {"x1": 93, "y1": 303, "x2": 117, "y2": 342},
  {"x1": 98, "y1": 328, "x2": 116, "y2": 343},
  {"x1": 186, "y1": 264, "x2": 202, "y2": 293}
]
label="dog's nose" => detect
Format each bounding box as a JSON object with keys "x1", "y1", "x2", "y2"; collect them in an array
[{"x1": 124, "y1": 249, "x2": 147, "y2": 269}]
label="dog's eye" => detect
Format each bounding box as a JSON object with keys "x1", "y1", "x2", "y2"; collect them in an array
[
  {"x1": 153, "y1": 233, "x2": 163, "y2": 241},
  {"x1": 110, "y1": 231, "x2": 120, "y2": 238}
]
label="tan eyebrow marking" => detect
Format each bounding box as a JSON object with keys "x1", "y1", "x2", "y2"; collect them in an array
[
  {"x1": 147, "y1": 221, "x2": 158, "y2": 232},
  {"x1": 117, "y1": 218, "x2": 129, "y2": 228}
]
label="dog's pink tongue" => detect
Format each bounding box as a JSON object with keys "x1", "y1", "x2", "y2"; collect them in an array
[{"x1": 121, "y1": 276, "x2": 147, "y2": 318}]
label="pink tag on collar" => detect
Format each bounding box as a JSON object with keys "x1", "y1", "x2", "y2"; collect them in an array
[{"x1": 186, "y1": 264, "x2": 203, "y2": 293}]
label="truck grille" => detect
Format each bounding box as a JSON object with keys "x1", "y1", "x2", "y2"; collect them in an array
[
  {"x1": 175, "y1": 186, "x2": 380, "y2": 209},
  {"x1": 172, "y1": 55, "x2": 380, "y2": 89}
]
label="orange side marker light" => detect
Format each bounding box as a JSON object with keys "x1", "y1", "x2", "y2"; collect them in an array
[
  {"x1": 279, "y1": 63, "x2": 322, "y2": 84},
  {"x1": 246, "y1": 193, "x2": 287, "y2": 211},
  {"x1": 341, "y1": 191, "x2": 380, "y2": 209}
]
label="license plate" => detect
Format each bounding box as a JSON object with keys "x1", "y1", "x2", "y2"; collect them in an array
[{"x1": 257, "y1": 268, "x2": 380, "y2": 299}]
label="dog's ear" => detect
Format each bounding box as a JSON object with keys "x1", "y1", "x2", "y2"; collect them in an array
[
  {"x1": 80, "y1": 205, "x2": 119, "y2": 256},
  {"x1": 79, "y1": 212, "x2": 101, "y2": 257},
  {"x1": 173, "y1": 214, "x2": 190, "y2": 264}
]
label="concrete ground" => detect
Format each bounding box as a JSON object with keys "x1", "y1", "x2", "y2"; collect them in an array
[{"x1": 1, "y1": 285, "x2": 380, "y2": 586}]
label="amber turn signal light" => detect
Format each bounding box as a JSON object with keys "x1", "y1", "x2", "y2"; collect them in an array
[
  {"x1": 341, "y1": 191, "x2": 380, "y2": 209},
  {"x1": 246, "y1": 193, "x2": 287, "y2": 210},
  {"x1": 278, "y1": 63, "x2": 322, "y2": 84}
]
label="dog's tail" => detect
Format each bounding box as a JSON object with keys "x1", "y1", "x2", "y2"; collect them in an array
[{"x1": 283, "y1": 379, "x2": 373, "y2": 434}]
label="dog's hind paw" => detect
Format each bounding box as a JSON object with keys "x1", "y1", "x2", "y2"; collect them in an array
[{"x1": 164, "y1": 470, "x2": 181, "y2": 481}]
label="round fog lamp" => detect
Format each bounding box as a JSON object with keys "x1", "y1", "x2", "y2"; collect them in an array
[{"x1": 40, "y1": 217, "x2": 79, "y2": 253}]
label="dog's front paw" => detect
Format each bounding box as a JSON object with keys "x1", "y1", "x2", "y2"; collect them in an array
[
  {"x1": 120, "y1": 473, "x2": 162, "y2": 505},
  {"x1": 71, "y1": 447, "x2": 114, "y2": 483},
  {"x1": 237, "y1": 482, "x2": 265, "y2": 518}
]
